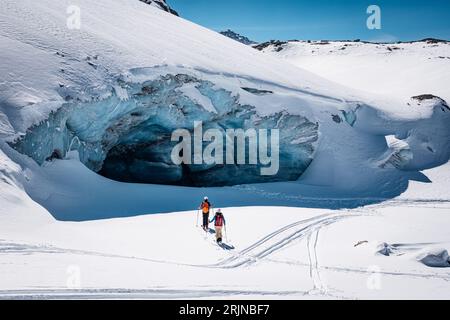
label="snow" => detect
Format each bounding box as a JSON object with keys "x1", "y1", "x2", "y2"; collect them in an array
[
  {"x1": 0, "y1": 0, "x2": 359, "y2": 137},
  {"x1": 0, "y1": 0, "x2": 449, "y2": 299},
  {"x1": 259, "y1": 40, "x2": 450, "y2": 103},
  {"x1": 176, "y1": 83, "x2": 217, "y2": 114},
  {"x1": 1, "y1": 193, "x2": 449, "y2": 299},
  {"x1": 1, "y1": 142, "x2": 449, "y2": 299}
]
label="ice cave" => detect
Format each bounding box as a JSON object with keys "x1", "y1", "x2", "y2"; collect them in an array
[{"x1": 11, "y1": 74, "x2": 319, "y2": 186}]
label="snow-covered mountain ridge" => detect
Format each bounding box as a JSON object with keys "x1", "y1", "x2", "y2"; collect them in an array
[
  {"x1": 257, "y1": 38, "x2": 450, "y2": 102},
  {"x1": 220, "y1": 29, "x2": 257, "y2": 45}
]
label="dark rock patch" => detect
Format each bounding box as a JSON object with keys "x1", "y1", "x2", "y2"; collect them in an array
[
  {"x1": 411, "y1": 94, "x2": 450, "y2": 110},
  {"x1": 241, "y1": 87, "x2": 274, "y2": 95},
  {"x1": 332, "y1": 114, "x2": 342, "y2": 123}
]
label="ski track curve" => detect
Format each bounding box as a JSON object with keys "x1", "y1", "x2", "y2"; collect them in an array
[{"x1": 208, "y1": 211, "x2": 363, "y2": 269}]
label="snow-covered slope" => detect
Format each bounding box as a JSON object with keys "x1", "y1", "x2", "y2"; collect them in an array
[
  {"x1": 1, "y1": 188, "x2": 449, "y2": 299},
  {"x1": 258, "y1": 39, "x2": 450, "y2": 103},
  {"x1": 0, "y1": 0, "x2": 449, "y2": 299},
  {"x1": 1, "y1": 148, "x2": 450, "y2": 298},
  {"x1": 0, "y1": 0, "x2": 356, "y2": 137},
  {"x1": 1, "y1": 0, "x2": 449, "y2": 205}
]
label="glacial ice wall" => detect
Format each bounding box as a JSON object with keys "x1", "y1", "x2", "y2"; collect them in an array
[{"x1": 11, "y1": 74, "x2": 319, "y2": 186}]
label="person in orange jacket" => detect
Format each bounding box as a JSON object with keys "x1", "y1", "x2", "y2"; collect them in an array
[{"x1": 199, "y1": 196, "x2": 212, "y2": 231}]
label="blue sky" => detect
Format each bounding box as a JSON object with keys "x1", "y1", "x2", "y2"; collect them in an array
[{"x1": 169, "y1": 0, "x2": 450, "y2": 42}]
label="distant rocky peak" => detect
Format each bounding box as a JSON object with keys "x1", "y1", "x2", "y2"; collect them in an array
[
  {"x1": 220, "y1": 29, "x2": 257, "y2": 45},
  {"x1": 139, "y1": 0, "x2": 179, "y2": 16}
]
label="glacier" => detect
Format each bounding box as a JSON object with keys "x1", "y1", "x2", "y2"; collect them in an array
[
  {"x1": 10, "y1": 74, "x2": 319, "y2": 186},
  {"x1": 9, "y1": 71, "x2": 450, "y2": 196},
  {"x1": 1, "y1": 0, "x2": 450, "y2": 218},
  {"x1": 0, "y1": 0, "x2": 449, "y2": 299}
]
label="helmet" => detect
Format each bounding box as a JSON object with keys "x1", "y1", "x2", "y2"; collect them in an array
[
  {"x1": 216, "y1": 209, "x2": 222, "y2": 214},
  {"x1": 204, "y1": 196, "x2": 208, "y2": 200}
]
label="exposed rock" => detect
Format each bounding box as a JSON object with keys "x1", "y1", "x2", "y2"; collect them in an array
[
  {"x1": 254, "y1": 40, "x2": 288, "y2": 51},
  {"x1": 377, "y1": 242, "x2": 396, "y2": 256},
  {"x1": 418, "y1": 249, "x2": 450, "y2": 268},
  {"x1": 241, "y1": 87, "x2": 273, "y2": 95},
  {"x1": 411, "y1": 94, "x2": 450, "y2": 110},
  {"x1": 421, "y1": 38, "x2": 448, "y2": 44},
  {"x1": 332, "y1": 114, "x2": 342, "y2": 123},
  {"x1": 220, "y1": 30, "x2": 257, "y2": 45},
  {"x1": 354, "y1": 240, "x2": 368, "y2": 247},
  {"x1": 139, "y1": 0, "x2": 178, "y2": 16}
]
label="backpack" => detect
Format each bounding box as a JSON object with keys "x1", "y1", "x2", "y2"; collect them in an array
[
  {"x1": 215, "y1": 214, "x2": 224, "y2": 227},
  {"x1": 202, "y1": 201, "x2": 210, "y2": 213}
]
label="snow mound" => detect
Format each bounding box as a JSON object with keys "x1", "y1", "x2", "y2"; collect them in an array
[
  {"x1": 377, "y1": 242, "x2": 396, "y2": 256},
  {"x1": 417, "y1": 249, "x2": 450, "y2": 268}
]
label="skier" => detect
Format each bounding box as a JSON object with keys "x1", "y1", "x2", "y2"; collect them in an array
[
  {"x1": 210, "y1": 209, "x2": 226, "y2": 244},
  {"x1": 199, "y1": 196, "x2": 212, "y2": 231}
]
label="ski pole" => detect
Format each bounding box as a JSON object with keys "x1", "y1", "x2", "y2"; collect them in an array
[
  {"x1": 196, "y1": 209, "x2": 199, "y2": 227},
  {"x1": 208, "y1": 207, "x2": 214, "y2": 231},
  {"x1": 224, "y1": 224, "x2": 228, "y2": 243}
]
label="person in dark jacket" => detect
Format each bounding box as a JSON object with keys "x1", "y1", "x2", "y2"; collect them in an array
[{"x1": 210, "y1": 209, "x2": 226, "y2": 243}]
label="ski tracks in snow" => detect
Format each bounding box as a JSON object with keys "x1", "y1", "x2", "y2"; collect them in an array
[
  {"x1": 0, "y1": 209, "x2": 363, "y2": 273},
  {"x1": 1, "y1": 202, "x2": 448, "y2": 300},
  {"x1": 208, "y1": 210, "x2": 362, "y2": 269},
  {"x1": 307, "y1": 228, "x2": 326, "y2": 294}
]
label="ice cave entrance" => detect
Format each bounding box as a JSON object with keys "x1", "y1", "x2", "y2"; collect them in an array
[{"x1": 11, "y1": 74, "x2": 319, "y2": 187}]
